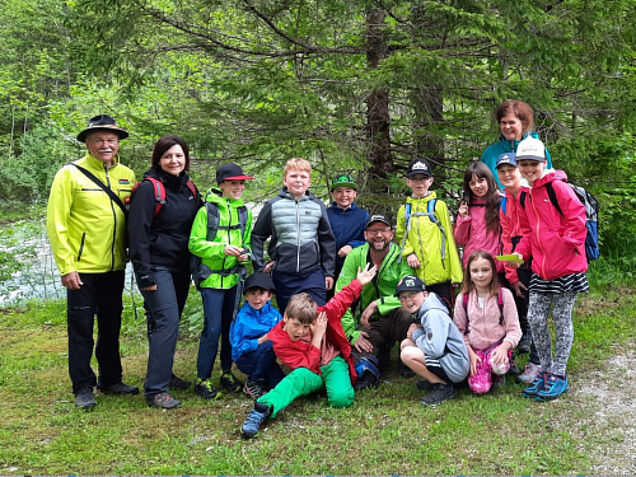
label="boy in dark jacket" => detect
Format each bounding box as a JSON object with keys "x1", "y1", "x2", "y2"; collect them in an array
[
  {"x1": 241, "y1": 264, "x2": 377, "y2": 438},
  {"x1": 229, "y1": 272, "x2": 283, "y2": 399}
]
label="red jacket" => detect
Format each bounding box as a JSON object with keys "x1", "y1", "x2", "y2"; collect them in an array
[
  {"x1": 268, "y1": 280, "x2": 362, "y2": 384},
  {"x1": 454, "y1": 197, "x2": 504, "y2": 274},
  {"x1": 499, "y1": 185, "x2": 531, "y2": 284},
  {"x1": 516, "y1": 170, "x2": 588, "y2": 280}
]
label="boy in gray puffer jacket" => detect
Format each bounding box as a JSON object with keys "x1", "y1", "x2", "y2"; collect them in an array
[{"x1": 397, "y1": 275, "x2": 469, "y2": 406}]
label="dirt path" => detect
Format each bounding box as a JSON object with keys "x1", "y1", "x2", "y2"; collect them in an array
[{"x1": 564, "y1": 342, "x2": 635, "y2": 473}]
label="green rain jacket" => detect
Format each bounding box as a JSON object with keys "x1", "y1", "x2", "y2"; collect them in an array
[
  {"x1": 188, "y1": 187, "x2": 252, "y2": 289},
  {"x1": 335, "y1": 242, "x2": 414, "y2": 344},
  {"x1": 46, "y1": 153, "x2": 135, "y2": 275}
]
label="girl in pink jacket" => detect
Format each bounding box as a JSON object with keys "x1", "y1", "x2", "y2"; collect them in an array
[
  {"x1": 513, "y1": 137, "x2": 588, "y2": 402},
  {"x1": 453, "y1": 251, "x2": 521, "y2": 395},
  {"x1": 454, "y1": 162, "x2": 504, "y2": 276}
]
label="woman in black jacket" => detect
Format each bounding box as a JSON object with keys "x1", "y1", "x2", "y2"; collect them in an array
[{"x1": 129, "y1": 135, "x2": 201, "y2": 408}]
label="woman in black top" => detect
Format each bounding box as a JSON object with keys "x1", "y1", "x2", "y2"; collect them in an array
[{"x1": 129, "y1": 135, "x2": 201, "y2": 408}]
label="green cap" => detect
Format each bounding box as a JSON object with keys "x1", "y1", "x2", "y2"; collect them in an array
[{"x1": 331, "y1": 174, "x2": 357, "y2": 191}]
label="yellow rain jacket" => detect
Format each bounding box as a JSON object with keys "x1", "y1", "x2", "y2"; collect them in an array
[
  {"x1": 395, "y1": 192, "x2": 463, "y2": 286},
  {"x1": 46, "y1": 153, "x2": 135, "y2": 275}
]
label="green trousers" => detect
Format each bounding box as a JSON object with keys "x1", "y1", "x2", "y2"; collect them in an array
[{"x1": 257, "y1": 355, "x2": 354, "y2": 417}]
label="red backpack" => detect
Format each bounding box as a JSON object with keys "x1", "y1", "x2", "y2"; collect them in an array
[{"x1": 127, "y1": 177, "x2": 198, "y2": 216}]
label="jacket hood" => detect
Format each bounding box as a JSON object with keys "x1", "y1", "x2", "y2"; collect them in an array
[
  {"x1": 279, "y1": 186, "x2": 316, "y2": 202},
  {"x1": 204, "y1": 187, "x2": 245, "y2": 207},
  {"x1": 418, "y1": 291, "x2": 449, "y2": 316},
  {"x1": 533, "y1": 169, "x2": 568, "y2": 189},
  {"x1": 406, "y1": 190, "x2": 438, "y2": 205}
]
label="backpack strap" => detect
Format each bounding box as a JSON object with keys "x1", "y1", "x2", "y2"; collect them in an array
[
  {"x1": 462, "y1": 292, "x2": 470, "y2": 335},
  {"x1": 500, "y1": 196, "x2": 507, "y2": 215},
  {"x1": 205, "y1": 203, "x2": 249, "y2": 244},
  {"x1": 545, "y1": 182, "x2": 564, "y2": 217},
  {"x1": 185, "y1": 179, "x2": 198, "y2": 201},
  {"x1": 398, "y1": 202, "x2": 412, "y2": 263},
  {"x1": 142, "y1": 177, "x2": 166, "y2": 217},
  {"x1": 519, "y1": 191, "x2": 527, "y2": 209},
  {"x1": 427, "y1": 199, "x2": 446, "y2": 260}
]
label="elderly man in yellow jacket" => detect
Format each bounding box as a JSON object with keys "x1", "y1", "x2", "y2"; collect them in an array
[{"x1": 47, "y1": 114, "x2": 138, "y2": 409}]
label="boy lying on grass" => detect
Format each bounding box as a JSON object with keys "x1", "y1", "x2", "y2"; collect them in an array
[{"x1": 241, "y1": 263, "x2": 377, "y2": 438}]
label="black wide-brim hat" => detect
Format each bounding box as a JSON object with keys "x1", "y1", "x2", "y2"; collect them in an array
[{"x1": 76, "y1": 114, "x2": 129, "y2": 143}]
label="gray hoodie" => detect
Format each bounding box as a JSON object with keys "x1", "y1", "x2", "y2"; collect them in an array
[{"x1": 411, "y1": 293, "x2": 469, "y2": 383}]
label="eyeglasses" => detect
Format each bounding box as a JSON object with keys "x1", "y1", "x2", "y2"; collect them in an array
[
  {"x1": 366, "y1": 228, "x2": 391, "y2": 235},
  {"x1": 398, "y1": 292, "x2": 418, "y2": 302}
]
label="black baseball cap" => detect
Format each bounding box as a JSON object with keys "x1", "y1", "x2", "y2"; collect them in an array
[
  {"x1": 243, "y1": 272, "x2": 275, "y2": 294},
  {"x1": 406, "y1": 158, "x2": 432, "y2": 178},
  {"x1": 216, "y1": 163, "x2": 255, "y2": 184},
  {"x1": 395, "y1": 275, "x2": 426, "y2": 294},
  {"x1": 365, "y1": 214, "x2": 393, "y2": 229}
]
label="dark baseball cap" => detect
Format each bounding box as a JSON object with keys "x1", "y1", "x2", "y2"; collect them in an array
[
  {"x1": 406, "y1": 158, "x2": 432, "y2": 178},
  {"x1": 395, "y1": 275, "x2": 426, "y2": 294},
  {"x1": 495, "y1": 152, "x2": 518, "y2": 169},
  {"x1": 366, "y1": 214, "x2": 393, "y2": 229},
  {"x1": 243, "y1": 272, "x2": 275, "y2": 294},
  {"x1": 216, "y1": 163, "x2": 255, "y2": 184}
]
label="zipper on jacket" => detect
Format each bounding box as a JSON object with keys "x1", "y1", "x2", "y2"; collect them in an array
[
  {"x1": 77, "y1": 233, "x2": 86, "y2": 261},
  {"x1": 295, "y1": 200, "x2": 301, "y2": 273},
  {"x1": 529, "y1": 191, "x2": 548, "y2": 278},
  {"x1": 104, "y1": 165, "x2": 117, "y2": 272}
]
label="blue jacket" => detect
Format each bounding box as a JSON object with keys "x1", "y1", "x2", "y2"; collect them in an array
[
  {"x1": 481, "y1": 131, "x2": 553, "y2": 189},
  {"x1": 327, "y1": 202, "x2": 369, "y2": 274},
  {"x1": 229, "y1": 300, "x2": 282, "y2": 362}
]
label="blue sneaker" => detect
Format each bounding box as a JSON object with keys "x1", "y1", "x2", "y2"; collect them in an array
[
  {"x1": 522, "y1": 371, "x2": 546, "y2": 399},
  {"x1": 536, "y1": 373, "x2": 569, "y2": 402},
  {"x1": 241, "y1": 402, "x2": 271, "y2": 438}
]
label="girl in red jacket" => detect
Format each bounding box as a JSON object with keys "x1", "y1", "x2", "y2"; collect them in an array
[
  {"x1": 513, "y1": 137, "x2": 589, "y2": 402},
  {"x1": 455, "y1": 162, "x2": 504, "y2": 277}
]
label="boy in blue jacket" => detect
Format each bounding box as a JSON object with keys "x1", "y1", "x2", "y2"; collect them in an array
[
  {"x1": 230, "y1": 272, "x2": 284, "y2": 398},
  {"x1": 327, "y1": 174, "x2": 369, "y2": 296}
]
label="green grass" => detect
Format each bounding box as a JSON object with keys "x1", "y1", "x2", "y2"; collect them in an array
[{"x1": 0, "y1": 287, "x2": 634, "y2": 474}]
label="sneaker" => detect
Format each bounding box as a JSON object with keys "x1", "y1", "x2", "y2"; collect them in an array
[
  {"x1": 536, "y1": 373, "x2": 569, "y2": 402},
  {"x1": 146, "y1": 392, "x2": 181, "y2": 409},
  {"x1": 522, "y1": 372, "x2": 547, "y2": 399},
  {"x1": 421, "y1": 383, "x2": 456, "y2": 406},
  {"x1": 97, "y1": 382, "x2": 139, "y2": 395},
  {"x1": 243, "y1": 380, "x2": 266, "y2": 399},
  {"x1": 241, "y1": 402, "x2": 271, "y2": 438},
  {"x1": 220, "y1": 371, "x2": 243, "y2": 393},
  {"x1": 194, "y1": 379, "x2": 221, "y2": 400},
  {"x1": 507, "y1": 363, "x2": 522, "y2": 376},
  {"x1": 516, "y1": 362, "x2": 541, "y2": 384},
  {"x1": 169, "y1": 374, "x2": 191, "y2": 390},
  {"x1": 75, "y1": 387, "x2": 96, "y2": 410},
  {"x1": 416, "y1": 380, "x2": 434, "y2": 391}
]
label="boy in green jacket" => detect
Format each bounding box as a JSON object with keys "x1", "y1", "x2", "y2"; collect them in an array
[{"x1": 189, "y1": 163, "x2": 254, "y2": 399}]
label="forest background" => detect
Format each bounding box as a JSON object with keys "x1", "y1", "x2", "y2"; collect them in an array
[{"x1": 0, "y1": 1, "x2": 635, "y2": 475}]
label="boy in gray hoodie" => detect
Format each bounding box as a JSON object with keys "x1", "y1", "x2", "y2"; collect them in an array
[{"x1": 398, "y1": 275, "x2": 469, "y2": 406}]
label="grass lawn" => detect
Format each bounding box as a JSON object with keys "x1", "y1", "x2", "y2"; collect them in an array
[{"x1": 0, "y1": 285, "x2": 634, "y2": 475}]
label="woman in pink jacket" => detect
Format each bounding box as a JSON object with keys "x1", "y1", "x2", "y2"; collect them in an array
[
  {"x1": 513, "y1": 137, "x2": 588, "y2": 402},
  {"x1": 454, "y1": 251, "x2": 521, "y2": 395},
  {"x1": 455, "y1": 162, "x2": 504, "y2": 276}
]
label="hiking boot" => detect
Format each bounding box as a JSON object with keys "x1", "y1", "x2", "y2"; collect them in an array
[
  {"x1": 169, "y1": 374, "x2": 191, "y2": 390},
  {"x1": 536, "y1": 373, "x2": 569, "y2": 402},
  {"x1": 243, "y1": 380, "x2": 266, "y2": 400},
  {"x1": 416, "y1": 380, "x2": 434, "y2": 391},
  {"x1": 146, "y1": 392, "x2": 181, "y2": 409},
  {"x1": 75, "y1": 387, "x2": 96, "y2": 410},
  {"x1": 421, "y1": 383, "x2": 456, "y2": 406},
  {"x1": 219, "y1": 371, "x2": 243, "y2": 393},
  {"x1": 517, "y1": 333, "x2": 532, "y2": 354},
  {"x1": 241, "y1": 402, "x2": 271, "y2": 438},
  {"x1": 97, "y1": 382, "x2": 139, "y2": 395},
  {"x1": 507, "y1": 363, "x2": 522, "y2": 376},
  {"x1": 516, "y1": 362, "x2": 541, "y2": 384},
  {"x1": 522, "y1": 372, "x2": 546, "y2": 399},
  {"x1": 194, "y1": 379, "x2": 221, "y2": 400}
]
